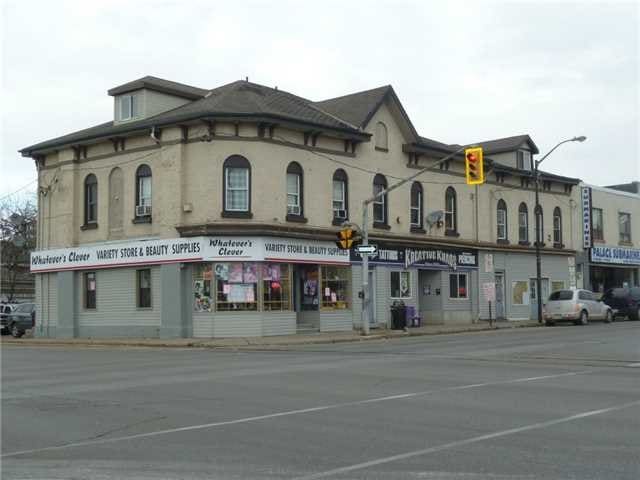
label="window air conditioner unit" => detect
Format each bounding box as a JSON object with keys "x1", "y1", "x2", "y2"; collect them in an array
[
  {"x1": 334, "y1": 209, "x2": 347, "y2": 219},
  {"x1": 288, "y1": 205, "x2": 301, "y2": 215},
  {"x1": 136, "y1": 205, "x2": 152, "y2": 217}
]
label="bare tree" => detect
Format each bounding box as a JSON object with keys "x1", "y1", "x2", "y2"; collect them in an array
[{"x1": 1, "y1": 196, "x2": 37, "y2": 303}]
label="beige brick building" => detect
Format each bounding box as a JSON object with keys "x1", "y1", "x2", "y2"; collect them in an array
[{"x1": 22, "y1": 76, "x2": 583, "y2": 338}]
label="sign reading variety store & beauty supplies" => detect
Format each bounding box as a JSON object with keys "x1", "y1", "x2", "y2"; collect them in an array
[{"x1": 30, "y1": 236, "x2": 350, "y2": 273}]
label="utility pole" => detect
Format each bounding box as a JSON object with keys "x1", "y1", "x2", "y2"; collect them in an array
[{"x1": 359, "y1": 145, "x2": 470, "y2": 335}]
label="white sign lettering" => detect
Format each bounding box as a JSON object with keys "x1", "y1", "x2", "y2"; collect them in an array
[{"x1": 581, "y1": 186, "x2": 592, "y2": 249}]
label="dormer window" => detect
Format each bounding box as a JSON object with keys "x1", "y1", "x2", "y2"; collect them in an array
[
  {"x1": 118, "y1": 94, "x2": 140, "y2": 121},
  {"x1": 517, "y1": 150, "x2": 531, "y2": 171}
]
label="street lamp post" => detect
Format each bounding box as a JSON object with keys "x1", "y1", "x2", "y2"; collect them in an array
[{"x1": 534, "y1": 136, "x2": 586, "y2": 324}]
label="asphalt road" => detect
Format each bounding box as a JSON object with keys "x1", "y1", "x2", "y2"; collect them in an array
[{"x1": 2, "y1": 322, "x2": 639, "y2": 480}]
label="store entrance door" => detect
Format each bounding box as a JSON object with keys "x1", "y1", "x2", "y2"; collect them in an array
[
  {"x1": 294, "y1": 265, "x2": 319, "y2": 332},
  {"x1": 529, "y1": 278, "x2": 549, "y2": 320},
  {"x1": 495, "y1": 272, "x2": 505, "y2": 319}
]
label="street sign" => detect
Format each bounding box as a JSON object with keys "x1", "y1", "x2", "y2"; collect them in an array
[
  {"x1": 482, "y1": 282, "x2": 496, "y2": 302},
  {"x1": 356, "y1": 245, "x2": 377, "y2": 254}
]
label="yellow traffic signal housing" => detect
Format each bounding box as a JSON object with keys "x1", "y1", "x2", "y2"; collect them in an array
[
  {"x1": 465, "y1": 147, "x2": 484, "y2": 185},
  {"x1": 335, "y1": 228, "x2": 361, "y2": 250}
]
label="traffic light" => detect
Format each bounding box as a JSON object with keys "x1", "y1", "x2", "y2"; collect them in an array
[
  {"x1": 335, "y1": 227, "x2": 361, "y2": 250},
  {"x1": 465, "y1": 147, "x2": 484, "y2": 185}
]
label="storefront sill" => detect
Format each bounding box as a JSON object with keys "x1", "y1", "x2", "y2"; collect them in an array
[{"x1": 80, "y1": 223, "x2": 98, "y2": 231}]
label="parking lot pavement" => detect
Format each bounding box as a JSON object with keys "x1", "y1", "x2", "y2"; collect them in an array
[{"x1": 2, "y1": 321, "x2": 639, "y2": 479}]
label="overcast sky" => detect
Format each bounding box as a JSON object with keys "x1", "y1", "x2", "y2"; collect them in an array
[{"x1": 1, "y1": 0, "x2": 638, "y2": 199}]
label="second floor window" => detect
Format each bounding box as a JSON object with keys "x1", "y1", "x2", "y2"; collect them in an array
[
  {"x1": 553, "y1": 207, "x2": 562, "y2": 246},
  {"x1": 410, "y1": 182, "x2": 423, "y2": 229},
  {"x1": 592, "y1": 207, "x2": 604, "y2": 241},
  {"x1": 518, "y1": 203, "x2": 529, "y2": 243},
  {"x1": 84, "y1": 174, "x2": 98, "y2": 225},
  {"x1": 223, "y1": 155, "x2": 251, "y2": 214},
  {"x1": 497, "y1": 199, "x2": 507, "y2": 240},
  {"x1": 286, "y1": 162, "x2": 303, "y2": 217},
  {"x1": 445, "y1": 187, "x2": 457, "y2": 233},
  {"x1": 372, "y1": 174, "x2": 388, "y2": 225},
  {"x1": 332, "y1": 169, "x2": 348, "y2": 221},
  {"x1": 119, "y1": 94, "x2": 139, "y2": 121},
  {"x1": 619, "y1": 212, "x2": 631, "y2": 243},
  {"x1": 135, "y1": 164, "x2": 152, "y2": 217}
]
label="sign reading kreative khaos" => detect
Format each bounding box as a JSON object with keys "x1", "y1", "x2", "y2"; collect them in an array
[{"x1": 31, "y1": 236, "x2": 349, "y2": 272}]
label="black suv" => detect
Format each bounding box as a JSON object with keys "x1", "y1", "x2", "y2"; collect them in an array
[{"x1": 602, "y1": 287, "x2": 640, "y2": 321}]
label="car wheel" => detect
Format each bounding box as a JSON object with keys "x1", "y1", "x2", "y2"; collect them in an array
[
  {"x1": 604, "y1": 310, "x2": 613, "y2": 323},
  {"x1": 10, "y1": 323, "x2": 23, "y2": 338},
  {"x1": 579, "y1": 311, "x2": 588, "y2": 326}
]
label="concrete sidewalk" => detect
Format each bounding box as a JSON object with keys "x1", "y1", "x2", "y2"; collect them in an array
[{"x1": 1, "y1": 320, "x2": 542, "y2": 349}]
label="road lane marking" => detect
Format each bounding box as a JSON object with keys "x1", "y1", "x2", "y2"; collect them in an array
[
  {"x1": 627, "y1": 363, "x2": 640, "y2": 367},
  {"x1": 292, "y1": 400, "x2": 640, "y2": 480},
  {"x1": 1, "y1": 369, "x2": 593, "y2": 458}
]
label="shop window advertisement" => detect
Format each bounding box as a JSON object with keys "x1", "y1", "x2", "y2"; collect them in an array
[
  {"x1": 321, "y1": 266, "x2": 350, "y2": 309},
  {"x1": 217, "y1": 262, "x2": 258, "y2": 311},
  {"x1": 193, "y1": 264, "x2": 213, "y2": 312}
]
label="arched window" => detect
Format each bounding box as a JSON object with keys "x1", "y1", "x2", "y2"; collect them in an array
[
  {"x1": 332, "y1": 169, "x2": 348, "y2": 223},
  {"x1": 373, "y1": 174, "x2": 388, "y2": 226},
  {"x1": 535, "y1": 205, "x2": 544, "y2": 246},
  {"x1": 375, "y1": 122, "x2": 388, "y2": 150},
  {"x1": 445, "y1": 187, "x2": 457, "y2": 233},
  {"x1": 135, "y1": 164, "x2": 152, "y2": 217},
  {"x1": 410, "y1": 182, "x2": 423, "y2": 230},
  {"x1": 223, "y1": 155, "x2": 251, "y2": 216},
  {"x1": 553, "y1": 207, "x2": 562, "y2": 246},
  {"x1": 518, "y1": 203, "x2": 529, "y2": 243},
  {"x1": 286, "y1": 162, "x2": 303, "y2": 218},
  {"x1": 84, "y1": 174, "x2": 98, "y2": 226},
  {"x1": 497, "y1": 199, "x2": 508, "y2": 241}
]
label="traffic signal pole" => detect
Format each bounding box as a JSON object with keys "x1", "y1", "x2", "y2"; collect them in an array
[{"x1": 359, "y1": 144, "x2": 470, "y2": 335}]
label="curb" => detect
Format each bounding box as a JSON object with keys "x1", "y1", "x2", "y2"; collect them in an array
[{"x1": 0, "y1": 322, "x2": 542, "y2": 349}]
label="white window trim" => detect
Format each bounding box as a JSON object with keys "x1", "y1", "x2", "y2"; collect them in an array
[
  {"x1": 619, "y1": 212, "x2": 632, "y2": 241},
  {"x1": 390, "y1": 271, "x2": 412, "y2": 299},
  {"x1": 445, "y1": 196, "x2": 456, "y2": 231},
  {"x1": 120, "y1": 95, "x2": 134, "y2": 121},
  {"x1": 448, "y1": 272, "x2": 468, "y2": 300},
  {"x1": 410, "y1": 191, "x2": 422, "y2": 227},
  {"x1": 497, "y1": 208, "x2": 507, "y2": 240},
  {"x1": 373, "y1": 185, "x2": 386, "y2": 223},
  {"x1": 287, "y1": 173, "x2": 301, "y2": 214},
  {"x1": 225, "y1": 168, "x2": 249, "y2": 212},
  {"x1": 332, "y1": 180, "x2": 346, "y2": 212},
  {"x1": 138, "y1": 176, "x2": 152, "y2": 207},
  {"x1": 518, "y1": 211, "x2": 528, "y2": 242}
]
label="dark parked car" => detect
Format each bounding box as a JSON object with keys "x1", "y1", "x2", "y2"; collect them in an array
[
  {"x1": 0, "y1": 304, "x2": 18, "y2": 335},
  {"x1": 602, "y1": 287, "x2": 640, "y2": 320},
  {"x1": 6, "y1": 303, "x2": 36, "y2": 338}
]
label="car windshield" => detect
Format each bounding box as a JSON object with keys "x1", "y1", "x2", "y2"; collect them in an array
[{"x1": 549, "y1": 290, "x2": 574, "y2": 301}]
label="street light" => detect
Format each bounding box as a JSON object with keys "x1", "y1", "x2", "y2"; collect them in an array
[{"x1": 534, "y1": 136, "x2": 587, "y2": 324}]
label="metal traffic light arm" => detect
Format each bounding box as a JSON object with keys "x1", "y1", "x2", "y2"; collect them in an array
[{"x1": 358, "y1": 144, "x2": 473, "y2": 335}]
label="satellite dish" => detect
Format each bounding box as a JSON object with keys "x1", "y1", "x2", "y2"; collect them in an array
[{"x1": 426, "y1": 210, "x2": 444, "y2": 228}]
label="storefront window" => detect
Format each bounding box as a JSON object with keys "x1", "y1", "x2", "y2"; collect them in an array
[
  {"x1": 512, "y1": 281, "x2": 529, "y2": 305},
  {"x1": 391, "y1": 271, "x2": 411, "y2": 298},
  {"x1": 216, "y1": 263, "x2": 258, "y2": 311},
  {"x1": 321, "y1": 266, "x2": 350, "y2": 309},
  {"x1": 263, "y1": 264, "x2": 291, "y2": 311},
  {"x1": 193, "y1": 263, "x2": 213, "y2": 312},
  {"x1": 449, "y1": 273, "x2": 467, "y2": 299}
]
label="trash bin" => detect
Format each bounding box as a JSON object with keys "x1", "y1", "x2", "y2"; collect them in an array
[{"x1": 390, "y1": 300, "x2": 407, "y2": 330}]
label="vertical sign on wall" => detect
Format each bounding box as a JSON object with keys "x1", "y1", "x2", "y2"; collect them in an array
[
  {"x1": 581, "y1": 186, "x2": 592, "y2": 249},
  {"x1": 484, "y1": 253, "x2": 494, "y2": 273}
]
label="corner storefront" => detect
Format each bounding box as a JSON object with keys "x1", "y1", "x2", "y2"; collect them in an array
[
  {"x1": 31, "y1": 236, "x2": 351, "y2": 338},
  {"x1": 581, "y1": 246, "x2": 640, "y2": 293}
]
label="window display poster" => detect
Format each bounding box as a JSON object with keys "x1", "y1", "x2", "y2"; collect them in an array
[
  {"x1": 222, "y1": 283, "x2": 231, "y2": 294},
  {"x1": 263, "y1": 264, "x2": 281, "y2": 281},
  {"x1": 243, "y1": 263, "x2": 258, "y2": 283},
  {"x1": 215, "y1": 263, "x2": 229, "y2": 280},
  {"x1": 229, "y1": 263, "x2": 243, "y2": 283},
  {"x1": 325, "y1": 287, "x2": 331, "y2": 297}
]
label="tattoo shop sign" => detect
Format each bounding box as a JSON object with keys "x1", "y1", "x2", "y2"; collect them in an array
[
  {"x1": 31, "y1": 236, "x2": 350, "y2": 272},
  {"x1": 351, "y1": 244, "x2": 478, "y2": 270}
]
